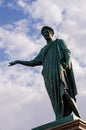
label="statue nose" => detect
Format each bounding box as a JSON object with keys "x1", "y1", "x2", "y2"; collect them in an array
[{"x1": 44, "y1": 31, "x2": 49, "y2": 35}]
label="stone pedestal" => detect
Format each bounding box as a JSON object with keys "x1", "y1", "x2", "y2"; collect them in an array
[
  {"x1": 47, "y1": 119, "x2": 86, "y2": 130},
  {"x1": 32, "y1": 115, "x2": 86, "y2": 130}
]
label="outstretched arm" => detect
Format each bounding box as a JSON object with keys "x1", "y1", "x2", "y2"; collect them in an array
[
  {"x1": 9, "y1": 48, "x2": 43, "y2": 67},
  {"x1": 9, "y1": 60, "x2": 42, "y2": 67}
]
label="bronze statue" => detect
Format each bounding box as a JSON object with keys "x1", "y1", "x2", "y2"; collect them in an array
[{"x1": 9, "y1": 26, "x2": 81, "y2": 120}]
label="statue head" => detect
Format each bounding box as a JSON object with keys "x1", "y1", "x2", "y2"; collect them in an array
[
  {"x1": 41, "y1": 26, "x2": 54, "y2": 35},
  {"x1": 41, "y1": 26, "x2": 54, "y2": 41}
]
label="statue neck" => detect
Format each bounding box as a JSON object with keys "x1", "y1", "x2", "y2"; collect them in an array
[{"x1": 46, "y1": 39, "x2": 53, "y2": 44}]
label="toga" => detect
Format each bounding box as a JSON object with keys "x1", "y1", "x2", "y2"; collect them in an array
[{"x1": 30, "y1": 39, "x2": 78, "y2": 119}]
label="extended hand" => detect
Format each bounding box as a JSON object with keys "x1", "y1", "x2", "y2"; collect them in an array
[{"x1": 8, "y1": 60, "x2": 18, "y2": 66}]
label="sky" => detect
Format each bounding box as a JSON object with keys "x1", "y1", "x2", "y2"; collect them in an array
[{"x1": 0, "y1": 0, "x2": 86, "y2": 130}]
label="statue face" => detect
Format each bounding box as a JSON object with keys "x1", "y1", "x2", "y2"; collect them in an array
[{"x1": 42, "y1": 29, "x2": 53, "y2": 40}]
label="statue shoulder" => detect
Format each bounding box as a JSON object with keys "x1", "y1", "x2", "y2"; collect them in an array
[
  {"x1": 57, "y1": 39, "x2": 67, "y2": 47},
  {"x1": 57, "y1": 38, "x2": 64, "y2": 43},
  {"x1": 55, "y1": 38, "x2": 64, "y2": 43}
]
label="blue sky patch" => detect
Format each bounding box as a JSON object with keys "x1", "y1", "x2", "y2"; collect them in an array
[
  {"x1": 0, "y1": 6, "x2": 28, "y2": 25},
  {"x1": 0, "y1": 48, "x2": 9, "y2": 61}
]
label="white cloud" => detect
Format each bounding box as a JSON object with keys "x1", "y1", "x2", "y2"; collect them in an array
[
  {"x1": 29, "y1": 0, "x2": 63, "y2": 25},
  {"x1": 16, "y1": 0, "x2": 63, "y2": 26},
  {"x1": 17, "y1": 0, "x2": 26, "y2": 8},
  {"x1": 0, "y1": 19, "x2": 43, "y2": 60}
]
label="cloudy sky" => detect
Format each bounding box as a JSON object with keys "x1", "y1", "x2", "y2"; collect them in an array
[{"x1": 0, "y1": 0, "x2": 86, "y2": 130}]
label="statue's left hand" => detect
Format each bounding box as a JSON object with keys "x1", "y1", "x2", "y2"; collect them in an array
[{"x1": 8, "y1": 60, "x2": 18, "y2": 66}]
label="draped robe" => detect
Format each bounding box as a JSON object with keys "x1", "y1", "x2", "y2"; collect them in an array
[{"x1": 31, "y1": 39, "x2": 78, "y2": 119}]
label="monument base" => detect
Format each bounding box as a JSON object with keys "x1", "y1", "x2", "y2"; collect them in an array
[{"x1": 32, "y1": 115, "x2": 86, "y2": 130}]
